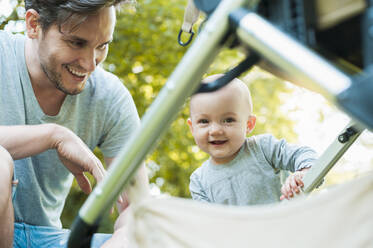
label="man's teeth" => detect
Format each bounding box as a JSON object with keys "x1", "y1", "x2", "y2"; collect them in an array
[{"x1": 66, "y1": 65, "x2": 87, "y2": 77}]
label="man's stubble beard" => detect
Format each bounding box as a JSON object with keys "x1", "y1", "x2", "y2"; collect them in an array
[{"x1": 40, "y1": 60, "x2": 85, "y2": 96}]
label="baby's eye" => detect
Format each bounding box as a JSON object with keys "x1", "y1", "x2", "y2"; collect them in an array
[
  {"x1": 198, "y1": 119, "x2": 209, "y2": 124},
  {"x1": 223, "y1": 117, "x2": 235, "y2": 123}
]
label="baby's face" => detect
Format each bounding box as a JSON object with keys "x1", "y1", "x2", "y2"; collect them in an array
[{"x1": 189, "y1": 84, "x2": 254, "y2": 164}]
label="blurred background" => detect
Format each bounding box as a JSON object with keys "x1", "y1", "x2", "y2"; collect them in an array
[{"x1": 1, "y1": 0, "x2": 372, "y2": 232}]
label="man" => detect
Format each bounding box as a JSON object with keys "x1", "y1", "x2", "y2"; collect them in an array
[{"x1": 0, "y1": 1, "x2": 148, "y2": 247}]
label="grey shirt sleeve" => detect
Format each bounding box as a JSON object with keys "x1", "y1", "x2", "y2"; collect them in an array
[
  {"x1": 97, "y1": 74, "x2": 140, "y2": 158},
  {"x1": 190, "y1": 168, "x2": 210, "y2": 202},
  {"x1": 258, "y1": 134, "x2": 317, "y2": 172}
]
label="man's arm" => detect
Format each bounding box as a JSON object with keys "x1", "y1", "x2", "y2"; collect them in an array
[
  {"x1": 0, "y1": 124, "x2": 58, "y2": 159},
  {"x1": 0, "y1": 124, "x2": 106, "y2": 194}
]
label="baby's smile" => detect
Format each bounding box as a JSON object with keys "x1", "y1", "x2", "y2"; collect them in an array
[{"x1": 209, "y1": 140, "x2": 228, "y2": 145}]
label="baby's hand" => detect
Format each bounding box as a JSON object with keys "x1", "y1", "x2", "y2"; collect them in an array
[{"x1": 280, "y1": 168, "x2": 310, "y2": 200}]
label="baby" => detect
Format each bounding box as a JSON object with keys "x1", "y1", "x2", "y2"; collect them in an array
[{"x1": 188, "y1": 74, "x2": 317, "y2": 205}]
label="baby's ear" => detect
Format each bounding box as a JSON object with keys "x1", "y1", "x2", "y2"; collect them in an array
[
  {"x1": 187, "y1": 118, "x2": 193, "y2": 133},
  {"x1": 246, "y1": 115, "x2": 256, "y2": 134}
]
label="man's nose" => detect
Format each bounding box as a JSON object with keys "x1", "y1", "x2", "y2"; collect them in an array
[{"x1": 79, "y1": 49, "x2": 97, "y2": 72}]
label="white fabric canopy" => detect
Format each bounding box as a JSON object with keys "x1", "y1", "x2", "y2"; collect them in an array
[{"x1": 125, "y1": 172, "x2": 373, "y2": 248}]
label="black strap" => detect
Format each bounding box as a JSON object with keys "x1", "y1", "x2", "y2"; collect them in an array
[
  {"x1": 178, "y1": 29, "x2": 195, "y2": 47},
  {"x1": 195, "y1": 52, "x2": 260, "y2": 94}
]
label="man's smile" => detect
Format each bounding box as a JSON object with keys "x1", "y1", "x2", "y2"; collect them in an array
[{"x1": 65, "y1": 65, "x2": 88, "y2": 78}]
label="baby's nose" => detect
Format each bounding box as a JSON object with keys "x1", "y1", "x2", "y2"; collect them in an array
[{"x1": 209, "y1": 123, "x2": 223, "y2": 135}]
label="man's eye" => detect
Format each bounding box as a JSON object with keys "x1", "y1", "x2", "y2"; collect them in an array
[
  {"x1": 97, "y1": 44, "x2": 108, "y2": 50},
  {"x1": 69, "y1": 40, "x2": 84, "y2": 48}
]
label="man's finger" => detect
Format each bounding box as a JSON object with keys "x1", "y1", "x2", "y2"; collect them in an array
[
  {"x1": 90, "y1": 160, "x2": 106, "y2": 183},
  {"x1": 117, "y1": 194, "x2": 130, "y2": 213},
  {"x1": 75, "y1": 173, "x2": 92, "y2": 194}
]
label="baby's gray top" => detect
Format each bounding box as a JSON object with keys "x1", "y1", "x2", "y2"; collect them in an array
[{"x1": 190, "y1": 134, "x2": 317, "y2": 205}]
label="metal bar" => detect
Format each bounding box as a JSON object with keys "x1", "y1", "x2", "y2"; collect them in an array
[
  {"x1": 302, "y1": 121, "x2": 364, "y2": 193},
  {"x1": 76, "y1": 0, "x2": 248, "y2": 227},
  {"x1": 232, "y1": 9, "x2": 352, "y2": 101}
]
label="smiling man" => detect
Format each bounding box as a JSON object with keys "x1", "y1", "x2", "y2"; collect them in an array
[{"x1": 0, "y1": 1, "x2": 148, "y2": 247}]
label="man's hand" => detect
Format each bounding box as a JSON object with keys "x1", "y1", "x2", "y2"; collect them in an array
[
  {"x1": 104, "y1": 157, "x2": 150, "y2": 214},
  {"x1": 280, "y1": 168, "x2": 310, "y2": 200},
  {"x1": 52, "y1": 125, "x2": 106, "y2": 194},
  {"x1": 0, "y1": 124, "x2": 106, "y2": 194},
  {"x1": 101, "y1": 207, "x2": 132, "y2": 248}
]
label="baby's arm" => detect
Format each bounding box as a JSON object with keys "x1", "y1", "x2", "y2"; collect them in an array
[
  {"x1": 257, "y1": 134, "x2": 316, "y2": 200},
  {"x1": 189, "y1": 172, "x2": 210, "y2": 202},
  {"x1": 258, "y1": 134, "x2": 317, "y2": 172},
  {"x1": 280, "y1": 167, "x2": 310, "y2": 200}
]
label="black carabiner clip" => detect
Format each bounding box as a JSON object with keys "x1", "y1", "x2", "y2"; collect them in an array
[{"x1": 178, "y1": 29, "x2": 194, "y2": 46}]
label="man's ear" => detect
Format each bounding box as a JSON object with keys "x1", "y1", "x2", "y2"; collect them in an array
[
  {"x1": 246, "y1": 115, "x2": 256, "y2": 135},
  {"x1": 187, "y1": 118, "x2": 193, "y2": 133},
  {"x1": 25, "y1": 9, "x2": 41, "y2": 39}
]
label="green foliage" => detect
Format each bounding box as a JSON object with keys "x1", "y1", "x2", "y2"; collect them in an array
[
  {"x1": 106, "y1": 0, "x2": 189, "y2": 116},
  {"x1": 0, "y1": 0, "x2": 24, "y2": 31},
  {"x1": 3, "y1": 0, "x2": 297, "y2": 232}
]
